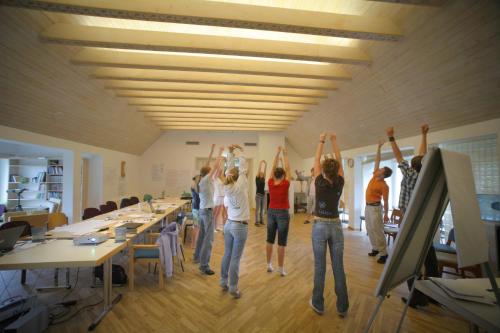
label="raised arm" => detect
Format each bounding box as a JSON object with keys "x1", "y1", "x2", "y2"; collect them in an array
[
  {"x1": 205, "y1": 144, "x2": 216, "y2": 167},
  {"x1": 374, "y1": 140, "x2": 385, "y2": 173},
  {"x1": 382, "y1": 186, "x2": 390, "y2": 223},
  {"x1": 386, "y1": 127, "x2": 403, "y2": 163},
  {"x1": 208, "y1": 146, "x2": 224, "y2": 178},
  {"x1": 330, "y1": 134, "x2": 344, "y2": 178},
  {"x1": 418, "y1": 124, "x2": 429, "y2": 156},
  {"x1": 271, "y1": 146, "x2": 281, "y2": 178},
  {"x1": 314, "y1": 133, "x2": 326, "y2": 177},
  {"x1": 282, "y1": 147, "x2": 291, "y2": 181},
  {"x1": 258, "y1": 160, "x2": 267, "y2": 178}
]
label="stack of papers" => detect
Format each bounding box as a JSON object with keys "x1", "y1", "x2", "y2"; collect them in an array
[{"x1": 430, "y1": 277, "x2": 499, "y2": 305}]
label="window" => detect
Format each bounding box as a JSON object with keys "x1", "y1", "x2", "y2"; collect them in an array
[{"x1": 436, "y1": 135, "x2": 499, "y2": 242}]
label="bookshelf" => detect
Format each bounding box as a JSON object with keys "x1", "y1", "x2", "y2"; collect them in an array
[
  {"x1": 7, "y1": 158, "x2": 48, "y2": 209},
  {"x1": 47, "y1": 159, "x2": 63, "y2": 200},
  {"x1": 6, "y1": 157, "x2": 64, "y2": 210}
]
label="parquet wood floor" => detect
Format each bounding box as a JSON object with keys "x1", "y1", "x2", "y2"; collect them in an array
[{"x1": 0, "y1": 213, "x2": 468, "y2": 332}]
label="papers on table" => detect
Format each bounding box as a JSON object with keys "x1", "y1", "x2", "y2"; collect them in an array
[
  {"x1": 52, "y1": 219, "x2": 117, "y2": 236},
  {"x1": 430, "y1": 277, "x2": 499, "y2": 305}
]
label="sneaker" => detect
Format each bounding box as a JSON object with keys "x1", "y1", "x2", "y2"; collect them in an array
[
  {"x1": 255, "y1": 223, "x2": 260, "y2": 226},
  {"x1": 368, "y1": 250, "x2": 379, "y2": 257},
  {"x1": 192, "y1": 258, "x2": 200, "y2": 264},
  {"x1": 201, "y1": 268, "x2": 215, "y2": 275},
  {"x1": 279, "y1": 267, "x2": 286, "y2": 277},
  {"x1": 230, "y1": 290, "x2": 242, "y2": 299},
  {"x1": 304, "y1": 220, "x2": 311, "y2": 224},
  {"x1": 267, "y1": 264, "x2": 273, "y2": 273},
  {"x1": 401, "y1": 296, "x2": 428, "y2": 308},
  {"x1": 260, "y1": 222, "x2": 265, "y2": 225},
  {"x1": 221, "y1": 285, "x2": 229, "y2": 292},
  {"x1": 377, "y1": 255, "x2": 388, "y2": 264},
  {"x1": 309, "y1": 299, "x2": 324, "y2": 315}
]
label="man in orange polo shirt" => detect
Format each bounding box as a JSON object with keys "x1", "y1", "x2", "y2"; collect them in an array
[{"x1": 365, "y1": 140, "x2": 392, "y2": 264}]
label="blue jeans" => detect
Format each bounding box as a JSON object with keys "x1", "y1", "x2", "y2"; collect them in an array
[
  {"x1": 194, "y1": 208, "x2": 214, "y2": 270},
  {"x1": 220, "y1": 220, "x2": 248, "y2": 292},
  {"x1": 267, "y1": 209, "x2": 290, "y2": 246},
  {"x1": 255, "y1": 193, "x2": 266, "y2": 224},
  {"x1": 311, "y1": 221, "x2": 349, "y2": 313}
]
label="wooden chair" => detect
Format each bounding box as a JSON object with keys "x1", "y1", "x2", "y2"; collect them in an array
[
  {"x1": 10, "y1": 213, "x2": 48, "y2": 228},
  {"x1": 129, "y1": 196, "x2": 140, "y2": 205},
  {"x1": 0, "y1": 221, "x2": 31, "y2": 284},
  {"x1": 47, "y1": 212, "x2": 68, "y2": 230},
  {"x1": 106, "y1": 201, "x2": 118, "y2": 211},
  {"x1": 436, "y1": 228, "x2": 482, "y2": 278},
  {"x1": 82, "y1": 207, "x2": 100, "y2": 220},
  {"x1": 128, "y1": 224, "x2": 184, "y2": 290},
  {"x1": 384, "y1": 209, "x2": 403, "y2": 246}
]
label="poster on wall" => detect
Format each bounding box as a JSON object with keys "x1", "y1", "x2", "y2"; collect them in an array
[{"x1": 152, "y1": 163, "x2": 165, "y2": 182}]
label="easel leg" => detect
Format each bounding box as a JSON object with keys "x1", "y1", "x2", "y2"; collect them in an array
[
  {"x1": 364, "y1": 295, "x2": 385, "y2": 333},
  {"x1": 482, "y1": 262, "x2": 500, "y2": 307},
  {"x1": 396, "y1": 274, "x2": 419, "y2": 333}
]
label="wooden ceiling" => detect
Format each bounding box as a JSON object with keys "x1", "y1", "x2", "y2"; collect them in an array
[{"x1": 0, "y1": 0, "x2": 438, "y2": 135}]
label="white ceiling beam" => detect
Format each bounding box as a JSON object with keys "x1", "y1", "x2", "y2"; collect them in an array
[
  {"x1": 115, "y1": 90, "x2": 318, "y2": 105},
  {"x1": 144, "y1": 113, "x2": 300, "y2": 121},
  {"x1": 42, "y1": 24, "x2": 370, "y2": 65},
  {"x1": 127, "y1": 98, "x2": 308, "y2": 111},
  {"x1": 6, "y1": 0, "x2": 403, "y2": 40},
  {"x1": 72, "y1": 49, "x2": 350, "y2": 80},
  {"x1": 161, "y1": 127, "x2": 282, "y2": 132},
  {"x1": 93, "y1": 68, "x2": 341, "y2": 89},
  {"x1": 367, "y1": 0, "x2": 447, "y2": 6},
  {"x1": 159, "y1": 122, "x2": 286, "y2": 128},
  {"x1": 105, "y1": 80, "x2": 327, "y2": 97},
  {"x1": 137, "y1": 107, "x2": 304, "y2": 117},
  {"x1": 154, "y1": 119, "x2": 294, "y2": 125}
]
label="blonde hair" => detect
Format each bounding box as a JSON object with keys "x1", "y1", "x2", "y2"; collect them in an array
[{"x1": 224, "y1": 167, "x2": 239, "y2": 185}]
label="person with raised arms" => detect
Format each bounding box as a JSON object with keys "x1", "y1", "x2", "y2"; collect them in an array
[
  {"x1": 255, "y1": 160, "x2": 267, "y2": 226},
  {"x1": 219, "y1": 144, "x2": 249, "y2": 299},
  {"x1": 193, "y1": 144, "x2": 224, "y2": 276},
  {"x1": 266, "y1": 146, "x2": 291, "y2": 276},
  {"x1": 309, "y1": 133, "x2": 348, "y2": 317}
]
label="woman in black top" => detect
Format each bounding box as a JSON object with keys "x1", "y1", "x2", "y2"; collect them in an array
[
  {"x1": 255, "y1": 160, "x2": 267, "y2": 226},
  {"x1": 309, "y1": 133, "x2": 349, "y2": 317}
]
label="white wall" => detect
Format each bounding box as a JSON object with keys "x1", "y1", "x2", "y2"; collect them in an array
[
  {"x1": 0, "y1": 125, "x2": 142, "y2": 222},
  {"x1": 302, "y1": 118, "x2": 500, "y2": 229}
]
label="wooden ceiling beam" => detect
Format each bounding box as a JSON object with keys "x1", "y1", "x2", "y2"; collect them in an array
[
  {"x1": 5, "y1": 0, "x2": 403, "y2": 40},
  {"x1": 137, "y1": 107, "x2": 304, "y2": 117},
  {"x1": 42, "y1": 24, "x2": 370, "y2": 65},
  {"x1": 93, "y1": 68, "x2": 341, "y2": 89},
  {"x1": 72, "y1": 49, "x2": 350, "y2": 80},
  {"x1": 115, "y1": 90, "x2": 318, "y2": 105},
  {"x1": 367, "y1": 0, "x2": 447, "y2": 6},
  {"x1": 161, "y1": 127, "x2": 282, "y2": 132},
  {"x1": 105, "y1": 80, "x2": 327, "y2": 97},
  {"x1": 144, "y1": 113, "x2": 300, "y2": 121},
  {"x1": 128, "y1": 98, "x2": 308, "y2": 111},
  {"x1": 159, "y1": 122, "x2": 286, "y2": 128},
  {"x1": 154, "y1": 119, "x2": 294, "y2": 125}
]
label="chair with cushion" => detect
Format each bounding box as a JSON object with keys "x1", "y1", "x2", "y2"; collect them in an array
[
  {"x1": 106, "y1": 201, "x2": 118, "y2": 211},
  {"x1": 99, "y1": 204, "x2": 114, "y2": 215},
  {"x1": 384, "y1": 209, "x2": 403, "y2": 246},
  {"x1": 0, "y1": 221, "x2": 31, "y2": 284},
  {"x1": 128, "y1": 223, "x2": 184, "y2": 290},
  {"x1": 129, "y1": 196, "x2": 140, "y2": 205},
  {"x1": 82, "y1": 208, "x2": 101, "y2": 220},
  {"x1": 435, "y1": 228, "x2": 482, "y2": 278},
  {"x1": 120, "y1": 198, "x2": 132, "y2": 209}
]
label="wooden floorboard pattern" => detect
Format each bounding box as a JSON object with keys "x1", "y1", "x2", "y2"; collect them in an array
[{"x1": 0, "y1": 213, "x2": 467, "y2": 332}]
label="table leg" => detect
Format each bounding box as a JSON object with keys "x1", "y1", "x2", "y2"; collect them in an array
[{"x1": 88, "y1": 258, "x2": 122, "y2": 331}]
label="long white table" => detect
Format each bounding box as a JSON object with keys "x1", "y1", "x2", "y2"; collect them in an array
[{"x1": 0, "y1": 197, "x2": 188, "y2": 331}]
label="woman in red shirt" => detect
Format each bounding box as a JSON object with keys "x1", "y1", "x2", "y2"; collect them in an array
[{"x1": 266, "y1": 146, "x2": 291, "y2": 276}]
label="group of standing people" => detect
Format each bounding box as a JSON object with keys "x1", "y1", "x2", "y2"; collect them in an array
[{"x1": 187, "y1": 124, "x2": 433, "y2": 314}]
